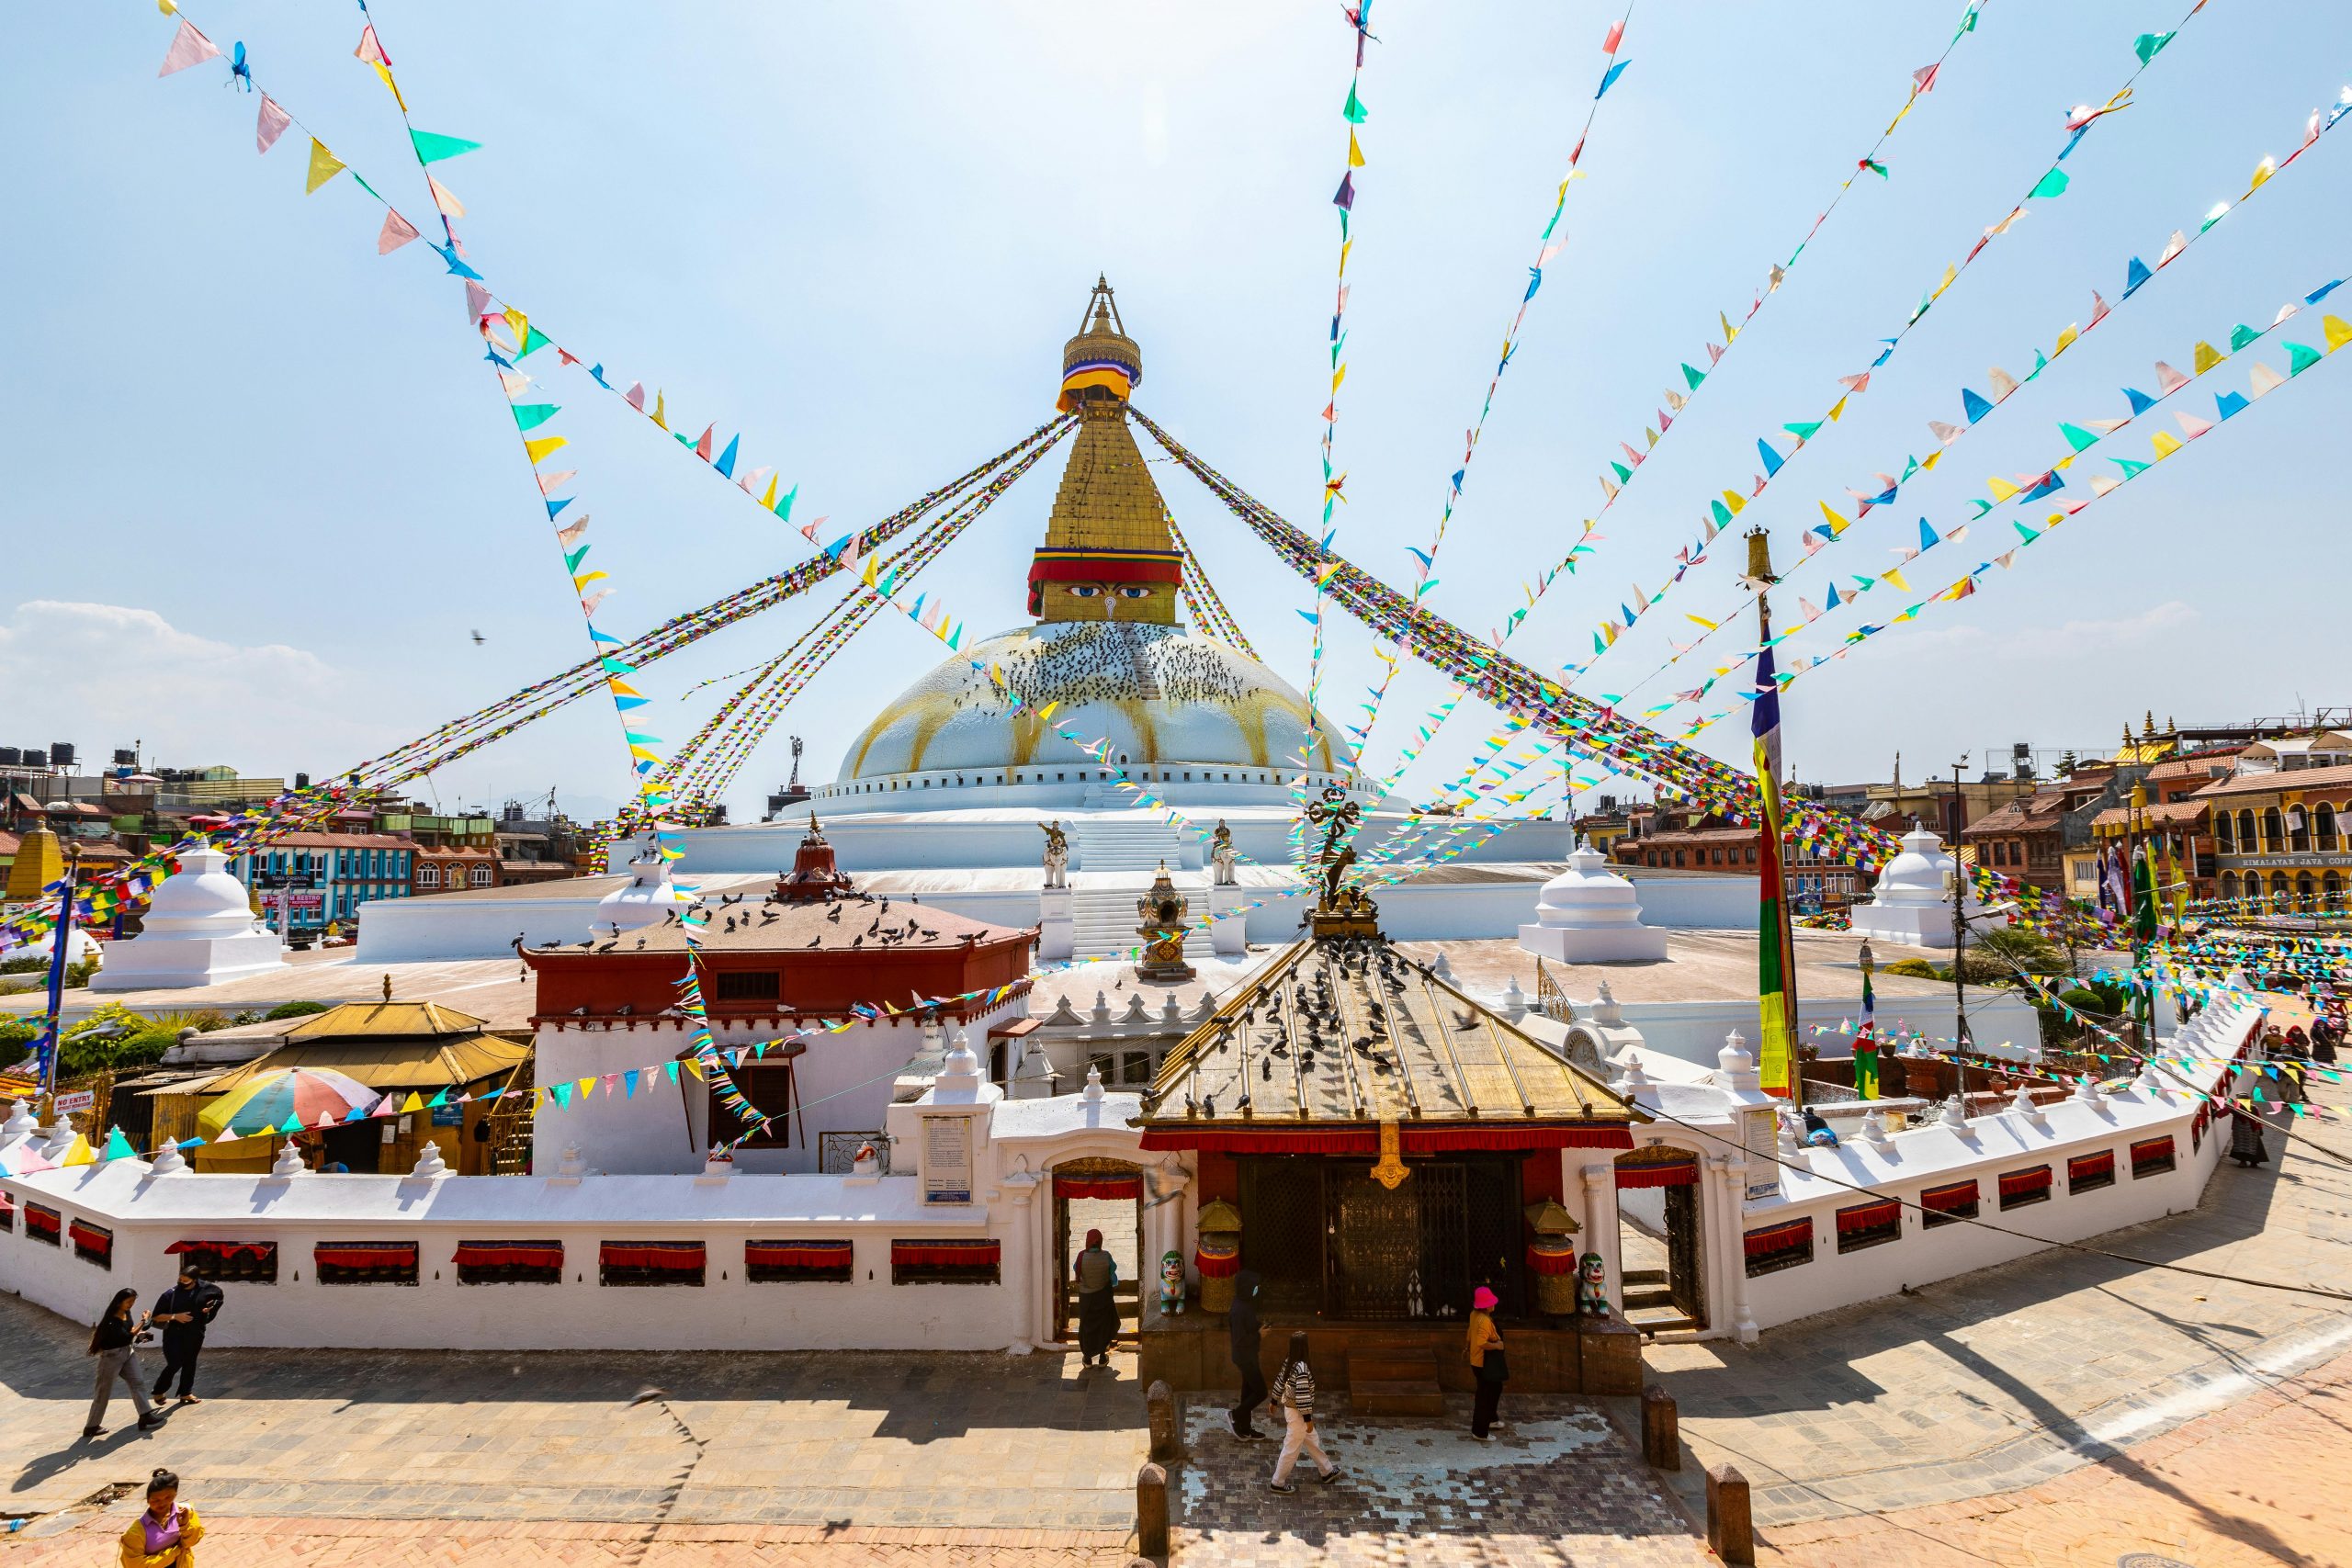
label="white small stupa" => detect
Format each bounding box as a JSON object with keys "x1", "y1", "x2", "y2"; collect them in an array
[
  {"x1": 1518, "y1": 840, "x2": 1668, "y2": 964},
  {"x1": 1847, "y1": 822, "x2": 2008, "y2": 951},
  {"x1": 92, "y1": 842, "x2": 288, "y2": 991},
  {"x1": 590, "y1": 834, "x2": 692, "y2": 939}
]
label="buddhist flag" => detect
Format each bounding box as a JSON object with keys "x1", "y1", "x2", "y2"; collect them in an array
[
  {"x1": 1751, "y1": 645, "x2": 1798, "y2": 1096},
  {"x1": 1854, "y1": 961, "x2": 1879, "y2": 1099}
]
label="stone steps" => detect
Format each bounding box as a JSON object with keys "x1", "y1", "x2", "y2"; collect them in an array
[{"x1": 1347, "y1": 1339, "x2": 1444, "y2": 1417}]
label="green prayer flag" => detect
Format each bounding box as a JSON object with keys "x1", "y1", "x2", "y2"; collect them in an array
[
  {"x1": 2228, "y1": 323, "x2": 2258, "y2": 351},
  {"x1": 410, "y1": 130, "x2": 484, "y2": 164},
  {"x1": 2058, "y1": 422, "x2": 2100, "y2": 453},
  {"x1": 2028, "y1": 168, "x2": 2070, "y2": 199},
  {"x1": 2133, "y1": 29, "x2": 2174, "y2": 64},
  {"x1": 511, "y1": 402, "x2": 560, "y2": 431},
  {"x1": 1681, "y1": 363, "x2": 1706, "y2": 390},
  {"x1": 1342, "y1": 85, "x2": 1368, "y2": 123},
  {"x1": 352, "y1": 173, "x2": 382, "y2": 201},
  {"x1": 2286, "y1": 341, "x2": 2322, "y2": 375},
  {"x1": 1783, "y1": 420, "x2": 1823, "y2": 440},
  {"x1": 520, "y1": 325, "x2": 553, "y2": 357}
]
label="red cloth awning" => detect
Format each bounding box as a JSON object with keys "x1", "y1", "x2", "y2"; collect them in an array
[
  {"x1": 167, "y1": 1239, "x2": 277, "y2": 1261},
  {"x1": 2068, "y1": 1150, "x2": 2115, "y2": 1182},
  {"x1": 1997, "y1": 1166, "x2": 2051, "y2": 1198},
  {"x1": 1835, "y1": 1199, "x2": 1899, "y2": 1235},
  {"x1": 1141, "y1": 1124, "x2": 1632, "y2": 1155},
  {"x1": 1918, "y1": 1181, "x2": 1978, "y2": 1213},
  {"x1": 24, "y1": 1205, "x2": 60, "y2": 1236},
  {"x1": 599, "y1": 1242, "x2": 705, "y2": 1271},
  {"x1": 1053, "y1": 1173, "x2": 1141, "y2": 1201},
  {"x1": 891, "y1": 1239, "x2": 1000, "y2": 1269},
  {"x1": 1525, "y1": 1245, "x2": 1580, "y2": 1276},
  {"x1": 1743, "y1": 1218, "x2": 1813, "y2": 1258},
  {"x1": 1615, "y1": 1155, "x2": 1699, "y2": 1188},
  {"x1": 745, "y1": 1241, "x2": 854, "y2": 1268},
  {"x1": 454, "y1": 1242, "x2": 563, "y2": 1269},
  {"x1": 68, "y1": 1220, "x2": 112, "y2": 1255},
  {"x1": 2130, "y1": 1135, "x2": 2177, "y2": 1165},
  {"x1": 315, "y1": 1242, "x2": 416, "y2": 1269}
]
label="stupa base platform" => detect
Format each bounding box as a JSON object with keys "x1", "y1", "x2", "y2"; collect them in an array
[{"x1": 1137, "y1": 1312, "x2": 1641, "y2": 1397}]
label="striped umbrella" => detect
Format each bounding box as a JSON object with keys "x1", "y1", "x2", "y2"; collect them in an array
[{"x1": 198, "y1": 1067, "x2": 377, "y2": 1140}]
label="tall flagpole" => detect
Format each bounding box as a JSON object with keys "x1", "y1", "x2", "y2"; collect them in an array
[
  {"x1": 36, "y1": 844, "x2": 80, "y2": 1113},
  {"x1": 1747, "y1": 526, "x2": 1801, "y2": 1104}
]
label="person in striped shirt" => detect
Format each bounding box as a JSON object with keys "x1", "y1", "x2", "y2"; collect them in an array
[{"x1": 1267, "y1": 1331, "x2": 1342, "y2": 1492}]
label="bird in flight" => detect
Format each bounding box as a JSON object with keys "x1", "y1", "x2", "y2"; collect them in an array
[{"x1": 470, "y1": 629, "x2": 487, "y2": 645}]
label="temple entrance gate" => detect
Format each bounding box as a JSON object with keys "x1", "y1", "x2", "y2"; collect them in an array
[
  {"x1": 1238, "y1": 1156, "x2": 1524, "y2": 1320},
  {"x1": 1615, "y1": 1146, "x2": 1706, "y2": 1333},
  {"x1": 1052, "y1": 1156, "x2": 1144, "y2": 1348}
]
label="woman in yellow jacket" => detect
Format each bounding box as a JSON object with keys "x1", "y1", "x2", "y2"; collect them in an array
[
  {"x1": 1465, "y1": 1285, "x2": 1507, "y2": 1439},
  {"x1": 119, "y1": 1468, "x2": 201, "y2": 1567}
]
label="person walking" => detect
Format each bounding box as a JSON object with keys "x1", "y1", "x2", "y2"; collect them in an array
[
  {"x1": 1227, "y1": 1268, "x2": 1270, "y2": 1440},
  {"x1": 85, "y1": 1289, "x2": 163, "y2": 1439},
  {"x1": 1072, "y1": 1227, "x2": 1120, "y2": 1368},
  {"x1": 1266, "y1": 1331, "x2": 1341, "y2": 1493},
  {"x1": 150, "y1": 1261, "x2": 225, "y2": 1404},
  {"x1": 1466, "y1": 1284, "x2": 1507, "y2": 1440},
  {"x1": 119, "y1": 1467, "x2": 202, "y2": 1567}
]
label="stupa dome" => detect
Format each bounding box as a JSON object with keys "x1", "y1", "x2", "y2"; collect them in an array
[
  {"x1": 834, "y1": 620, "x2": 1352, "y2": 784},
  {"x1": 1871, "y1": 824, "x2": 1956, "y2": 908},
  {"x1": 1519, "y1": 840, "x2": 1668, "y2": 964}
]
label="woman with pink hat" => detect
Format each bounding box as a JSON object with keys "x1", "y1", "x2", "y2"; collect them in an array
[{"x1": 1466, "y1": 1285, "x2": 1507, "y2": 1439}]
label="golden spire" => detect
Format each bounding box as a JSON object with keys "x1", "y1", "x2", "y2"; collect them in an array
[
  {"x1": 1032, "y1": 278, "x2": 1182, "y2": 625},
  {"x1": 2, "y1": 820, "x2": 64, "y2": 905}
]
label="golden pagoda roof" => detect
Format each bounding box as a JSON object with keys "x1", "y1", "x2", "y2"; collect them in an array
[
  {"x1": 3, "y1": 822, "x2": 64, "y2": 904},
  {"x1": 281, "y1": 1000, "x2": 492, "y2": 1040},
  {"x1": 1137, "y1": 937, "x2": 1636, "y2": 1141}
]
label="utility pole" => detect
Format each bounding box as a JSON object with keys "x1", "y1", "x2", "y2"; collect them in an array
[{"x1": 1948, "y1": 758, "x2": 1971, "y2": 1110}]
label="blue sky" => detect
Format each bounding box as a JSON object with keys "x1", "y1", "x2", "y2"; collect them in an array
[{"x1": 5, "y1": 2, "x2": 2348, "y2": 821}]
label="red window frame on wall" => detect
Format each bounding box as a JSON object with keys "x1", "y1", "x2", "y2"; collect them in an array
[
  {"x1": 1917, "y1": 1180, "x2": 1979, "y2": 1229},
  {"x1": 2129, "y1": 1135, "x2": 2177, "y2": 1178},
  {"x1": 314, "y1": 1241, "x2": 420, "y2": 1285},
  {"x1": 1743, "y1": 1218, "x2": 1814, "y2": 1278},
  {"x1": 2067, "y1": 1149, "x2": 2116, "y2": 1194},
  {"x1": 1834, "y1": 1198, "x2": 1901, "y2": 1253},
  {"x1": 745, "y1": 1239, "x2": 855, "y2": 1283},
  {"x1": 166, "y1": 1240, "x2": 278, "y2": 1284},
  {"x1": 24, "y1": 1203, "x2": 61, "y2": 1245},
  {"x1": 68, "y1": 1219, "x2": 113, "y2": 1269},
  {"x1": 599, "y1": 1240, "x2": 706, "y2": 1286},
  {"x1": 1997, "y1": 1165, "x2": 2052, "y2": 1210},
  {"x1": 454, "y1": 1240, "x2": 565, "y2": 1285},
  {"x1": 891, "y1": 1238, "x2": 1001, "y2": 1285}
]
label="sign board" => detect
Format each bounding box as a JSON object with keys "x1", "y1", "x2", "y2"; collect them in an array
[
  {"x1": 254, "y1": 874, "x2": 318, "y2": 890},
  {"x1": 1742, "y1": 1106, "x2": 1781, "y2": 1201},
  {"x1": 430, "y1": 1103, "x2": 464, "y2": 1128},
  {"x1": 921, "y1": 1114, "x2": 974, "y2": 1205},
  {"x1": 270, "y1": 891, "x2": 325, "y2": 919},
  {"x1": 52, "y1": 1089, "x2": 95, "y2": 1115}
]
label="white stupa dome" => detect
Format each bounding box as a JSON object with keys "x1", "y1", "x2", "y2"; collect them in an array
[
  {"x1": 831, "y1": 620, "x2": 1357, "y2": 786},
  {"x1": 594, "y1": 836, "x2": 691, "y2": 938},
  {"x1": 1871, "y1": 824, "x2": 1954, "y2": 908},
  {"x1": 1519, "y1": 840, "x2": 1668, "y2": 964},
  {"x1": 91, "y1": 842, "x2": 287, "y2": 991}
]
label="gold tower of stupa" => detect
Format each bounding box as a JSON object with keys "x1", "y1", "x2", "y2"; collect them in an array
[{"x1": 1027, "y1": 277, "x2": 1184, "y2": 626}]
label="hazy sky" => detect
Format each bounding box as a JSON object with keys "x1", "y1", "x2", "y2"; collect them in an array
[{"x1": 6, "y1": 2, "x2": 2348, "y2": 821}]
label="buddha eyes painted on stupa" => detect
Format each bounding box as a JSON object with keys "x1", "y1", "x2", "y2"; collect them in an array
[{"x1": 1062, "y1": 583, "x2": 1154, "y2": 600}]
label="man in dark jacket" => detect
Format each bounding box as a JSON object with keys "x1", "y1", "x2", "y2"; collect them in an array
[
  {"x1": 1227, "y1": 1269, "x2": 1270, "y2": 1440},
  {"x1": 150, "y1": 1262, "x2": 225, "y2": 1404}
]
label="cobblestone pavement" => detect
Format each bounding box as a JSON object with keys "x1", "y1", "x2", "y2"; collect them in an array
[
  {"x1": 1654, "y1": 1032, "x2": 2352, "y2": 1532},
  {"x1": 0, "y1": 1291, "x2": 1143, "y2": 1558},
  {"x1": 1169, "y1": 1396, "x2": 1707, "y2": 1566},
  {"x1": 1753, "y1": 1341, "x2": 2352, "y2": 1566}
]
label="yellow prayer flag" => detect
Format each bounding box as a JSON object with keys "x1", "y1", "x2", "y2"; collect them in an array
[
  {"x1": 2323, "y1": 315, "x2": 2352, "y2": 352},
  {"x1": 1720, "y1": 490, "x2": 1746, "y2": 516},
  {"x1": 1686, "y1": 614, "x2": 1719, "y2": 630},
  {"x1": 304, "y1": 139, "x2": 345, "y2": 194},
  {"x1": 2150, "y1": 431, "x2": 2183, "y2": 458},
  {"x1": 2191, "y1": 341, "x2": 2222, "y2": 374},
  {"x1": 1880, "y1": 568, "x2": 1911, "y2": 592},
  {"x1": 399, "y1": 1091, "x2": 425, "y2": 1114},
  {"x1": 607, "y1": 678, "x2": 641, "y2": 698},
  {"x1": 1826, "y1": 396, "x2": 1849, "y2": 422},
  {"x1": 524, "y1": 434, "x2": 569, "y2": 464},
  {"x1": 651, "y1": 390, "x2": 668, "y2": 429},
  {"x1": 371, "y1": 59, "x2": 406, "y2": 112},
  {"x1": 62, "y1": 1135, "x2": 94, "y2": 1168},
  {"x1": 1919, "y1": 450, "x2": 1942, "y2": 471},
  {"x1": 576, "y1": 1076, "x2": 598, "y2": 1099},
  {"x1": 2052, "y1": 324, "x2": 2078, "y2": 355},
  {"x1": 1984, "y1": 476, "x2": 2019, "y2": 502},
  {"x1": 2247, "y1": 155, "x2": 2276, "y2": 193},
  {"x1": 1347, "y1": 129, "x2": 1364, "y2": 168},
  {"x1": 1818, "y1": 499, "x2": 1844, "y2": 531},
  {"x1": 1331, "y1": 363, "x2": 1347, "y2": 392},
  {"x1": 759, "y1": 474, "x2": 779, "y2": 509}
]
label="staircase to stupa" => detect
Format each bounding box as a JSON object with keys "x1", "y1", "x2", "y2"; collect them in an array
[
  {"x1": 1068, "y1": 886, "x2": 1215, "y2": 961},
  {"x1": 1069, "y1": 814, "x2": 1189, "y2": 872}
]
